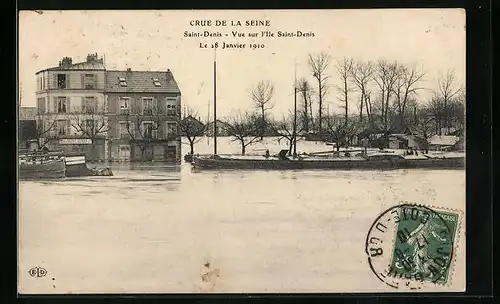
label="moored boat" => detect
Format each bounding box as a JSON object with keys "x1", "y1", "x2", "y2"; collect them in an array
[
  {"x1": 191, "y1": 149, "x2": 465, "y2": 170},
  {"x1": 19, "y1": 150, "x2": 114, "y2": 178},
  {"x1": 19, "y1": 154, "x2": 66, "y2": 179}
]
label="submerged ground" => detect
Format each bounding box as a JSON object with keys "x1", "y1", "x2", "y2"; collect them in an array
[{"x1": 18, "y1": 137, "x2": 466, "y2": 293}]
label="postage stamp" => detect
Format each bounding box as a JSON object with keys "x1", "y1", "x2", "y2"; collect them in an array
[{"x1": 365, "y1": 203, "x2": 463, "y2": 290}]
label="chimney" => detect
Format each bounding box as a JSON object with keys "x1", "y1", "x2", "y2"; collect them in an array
[
  {"x1": 86, "y1": 53, "x2": 99, "y2": 62},
  {"x1": 59, "y1": 57, "x2": 73, "y2": 67},
  {"x1": 126, "y1": 68, "x2": 132, "y2": 72}
]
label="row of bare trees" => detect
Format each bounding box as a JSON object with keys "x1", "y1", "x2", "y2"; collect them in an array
[{"x1": 180, "y1": 53, "x2": 464, "y2": 156}]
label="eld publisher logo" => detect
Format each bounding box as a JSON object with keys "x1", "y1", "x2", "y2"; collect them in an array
[{"x1": 29, "y1": 267, "x2": 47, "y2": 278}]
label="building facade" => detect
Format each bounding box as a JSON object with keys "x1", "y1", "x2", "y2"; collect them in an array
[
  {"x1": 34, "y1": 53, "x2": 182, "y2": 163},
  {"x1": 35, "y1": 53, "x2": 107, "y2": 160},
  {"x1": 105, "y1": 69, "x2": 181, "y2": 162}
]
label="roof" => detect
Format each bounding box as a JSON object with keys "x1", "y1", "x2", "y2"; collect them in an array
[
  {"x1": 36, "y1": 60, "x2": 106, "y2": 74},
  {"x1": 105, "y1": 70, "x2": 180, "y2": 93},
  {"x1": 428, "y1": 135, "x2": 460, "y2": 146},
  {"x1": 19, "y1": 107, "x2": 37, "y2": 120}
]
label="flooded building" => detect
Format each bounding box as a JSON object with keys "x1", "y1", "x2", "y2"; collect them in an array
[
  {"x1": 19, "y1": 106, "x2": 38, "y2": 151},
  {"x1": 105, "y1": 68, "x2": 181, "y2": 162},
  {"x1": 35, "y1": 53, "x2": 107, "y2": 161}
]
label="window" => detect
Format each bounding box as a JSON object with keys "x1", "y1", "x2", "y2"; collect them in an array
[
  {"x1": 142, "y1": 98, "x2": 154, "y2": 115},
  {"x1": 37, "y1": 98, "x2": 46, "y2": 114},
  {"x1": 85, "y1": 119, "x2": 94, "y2": 133},
  {"x1": 84, "y1": 74, "x2": 95, "y2": 89},
  {"x1": 57, "y1": 74, "x2": 67, "y2": 89},
  {"x1": 166, "y1": 122, "x2": 177, "y2": 137},
  {"x1": 119, "y1": 97, "x2": 130, "y2": 113},
  {"x1": 42, "y1": 74, "x2": 45, "y2": 90},
  {"x1": 118, "y1": 77, "x2": 127, "y2": 87},
  {"x1": 57, "y1": 97, "x2": 67, "y2": 113},
  {"x1": 119, "y1": 121, "x2": 130, "y2": 138},
  {"x1": 84, "y1": 97, "x2": 95, "y2": 113},
  {"x1": 143, "y1": 122, "x2": 154, "y2": 139},
  {"x1": 166, "y1": 97, "x2": 177, "y2": 116},
  {"x1": 153, "y1": 78, "x2": 161, "y2": 87},
  {"x1": 57, "y1": 120, "x2": 68, "y2": 136}
]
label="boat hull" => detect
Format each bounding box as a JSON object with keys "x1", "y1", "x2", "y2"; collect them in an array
[
  {"x1": 19, "y1": 158, "x2": 66, "y2": 179},
  {"x1": 192, "y1": 156, "x2": 465, "y2": 170}
]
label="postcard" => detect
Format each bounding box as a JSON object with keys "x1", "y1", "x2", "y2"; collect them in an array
[{"x1": 18, "y1": 9, "x2": 466, "y2": 293}]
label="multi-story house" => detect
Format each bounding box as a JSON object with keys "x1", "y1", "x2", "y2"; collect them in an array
[
  {"x1": 105, "y1": 68, "x2": 181, "y2": 162},
  {"x1": 35, "y1": 53, "x2": 107, "y2": 160}
]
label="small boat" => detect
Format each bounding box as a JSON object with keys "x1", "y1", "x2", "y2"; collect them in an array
[
  {"x1": 19, "y1": 153, "x2": 66, "y2": 179},
  {"x1": 191, "y1": 149, "x2": 465, "y2": 171},
  {"x1": 19, "y1": 150, "x2": 113, "y2": 178}
]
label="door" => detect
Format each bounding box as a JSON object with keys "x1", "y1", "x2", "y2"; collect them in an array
[{"x1": 119, "y1": 145, "x2": 130, "y2": 161}]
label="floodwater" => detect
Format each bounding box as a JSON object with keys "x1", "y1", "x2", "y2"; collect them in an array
[{"x1": 18, "y1": 137, "x2": 466, "y2": 293}]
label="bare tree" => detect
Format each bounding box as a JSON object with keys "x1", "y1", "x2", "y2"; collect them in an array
[
  {"x1": 413, "y1": 101, "x2": 439, "y2": 153},
  {"x1": 350, "y1": 60, "x2": 375, "y2": 125},
  {"x1": 323, "y1": 114, "x2": 357, "y2": 151},
  {"x1": 70, "y1": 103, "x2": 109, "y2": 160},
  {"x1": 392, "y1": 64, "x2": 426, "y2": 128},
  {"x1": 436, "y1": 69, "x2": 462, "y2": 134},
  {"x1": 248, "y1": 80, "x2": 275, "y2": 139},
  {"x1": 270, "y1": 112, "x2": 304, "y2": 155},
  {"x1": 223, "y1": 110, "x2": 261, "y2": 155},
  {"x1": 335, "y1": 57, "x2": 355, "y2": 127},
  {"x1": 179, "y1": 107, "x2": 206, "y2": 155},
  {"x1": 297, "y1": 78, "x2": 314, "y2": 132},
  {"x1": 122, "y1": 101, "x2": 164, "y2": 161},
  {"x1": 33, "y1": 114, "x2": 58, "y2": 150},
  {"x1": 308, "y1": 52, "x2": 331, "y2": 132},
  {"x1": 372, "y1": 60, "x2": 400, "y2": 137}
]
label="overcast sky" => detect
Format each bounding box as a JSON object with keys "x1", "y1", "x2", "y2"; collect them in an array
[{"x1": 19, "y1": 9, "x2": 465, "y2": 118}]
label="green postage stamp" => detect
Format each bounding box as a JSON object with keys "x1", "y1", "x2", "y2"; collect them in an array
[{"x1": 365, "y1": 203, "x2": 463, "y2": 290}]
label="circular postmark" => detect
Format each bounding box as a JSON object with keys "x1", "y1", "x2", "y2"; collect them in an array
[{"x1": 365, "y1": 203, "x2": 458, "y2": 290}]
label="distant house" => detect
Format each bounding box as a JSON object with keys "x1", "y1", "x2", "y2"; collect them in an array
[
  {"x1": 428, "y1": 135, "x2": 460, "y2": 151},
  {"x1": 205, "y1": 120, "x2": 230, "y2": 136},
  {"x1": 179, "y1": 115, "x2": 205, "y2": 136},
  {"x1": 388, "y1": 133, "x2": 427, "y2": 150},
  {"x1": 19, "y1": 107, "x2": 38, "y2": 150}
]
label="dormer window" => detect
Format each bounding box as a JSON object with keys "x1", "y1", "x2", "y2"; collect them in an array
[
  {"x1": 118, "y1": 77, "x2": 127, "y2": 87},
  {"x1": 152, "y1": 78, "x2": 161, "y2": 87}
]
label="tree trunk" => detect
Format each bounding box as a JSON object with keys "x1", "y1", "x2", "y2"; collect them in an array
[
  {"x1": 190, "y1": 141, "x2": 195, "y2": 155},
  {"x1": 260, "y1": 107, "x2": 265, "y2": 140},
  {"x1": 240, "y1": 140, "x2": 246, "y2": 156},
  {"x1": 359, "y1": 94, "x2": 364, "y2": 123},
  {"x1": 318, "y1": 77, "x2": 322, "y2": 133}
]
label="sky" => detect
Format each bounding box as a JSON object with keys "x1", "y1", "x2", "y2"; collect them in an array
[{"x1": 18, "y1": 9, "x2": 465, "y2": 119}]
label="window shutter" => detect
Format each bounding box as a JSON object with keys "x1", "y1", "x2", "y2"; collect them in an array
[
  {"x1": 80, "y1": 96, "x2": 84, "y2": 113},
  {"x1": 130, "y1": 122, "x2": 135, "y2": 138},
  {"x1": 94, "y1": 74, "x2": 98, "y2": 89},
  {"x1": 53, "y1": 75, "x2": 57, "y2": 89},
  {"x1": 81, "y1": 74, "x2": 85, "y2": 89},
  {"x1": 53, "y1": 97, "x2": 57, "y2": 113},
  {"x1": 66, "y1": 73, "x2": 70, "y2": 89},
  {"x1": 152, "y1": 122, "x2": 158, "y2": 139},
  {"x1": 67, "y1": 97, "x2": 71, "y2": 113}
]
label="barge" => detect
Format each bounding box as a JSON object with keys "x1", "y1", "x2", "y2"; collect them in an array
[
  {"x1": 191, "y1": 150, "x2": 465, "y2": 171},
  {"x1": 19, "y1": 150, "x2": 113, "y2": 179},
  {"x1": 19, "y1": 154, "x2": 66, "y2": 179}
]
